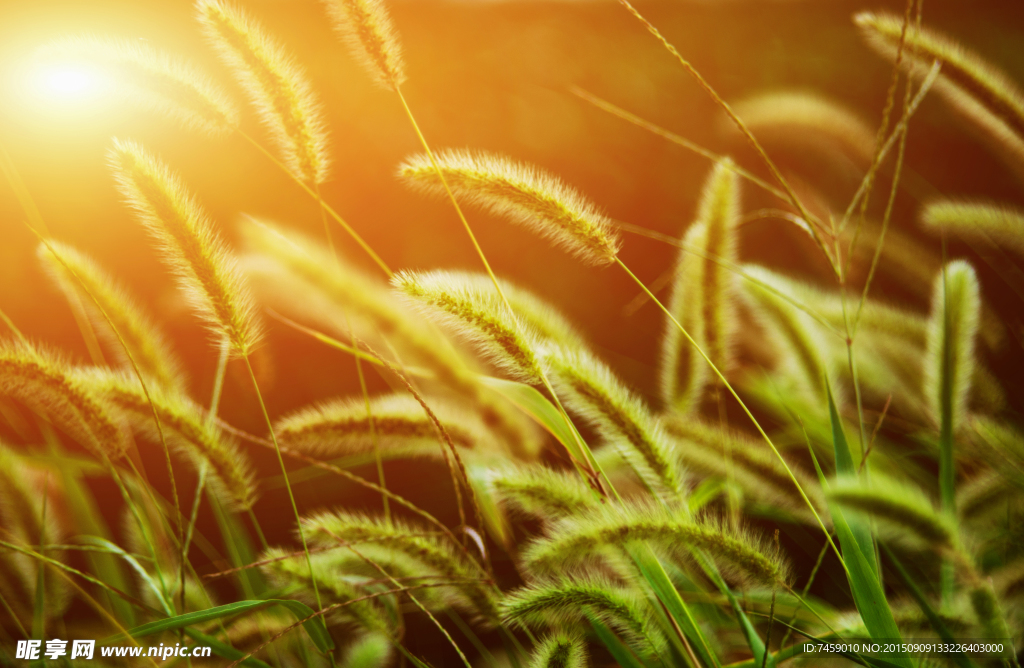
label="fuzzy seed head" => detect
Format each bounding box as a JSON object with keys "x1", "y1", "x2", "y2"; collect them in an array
[
  {"x1": 197, "y1": 0, "x2": 330, "y2": 184},
  {"x1": 544, "y1": 346, "x2": 683, "y2": 497},
  {"x1": 922, "y1": 200, "x2": 1024, "y2": 259},
  {"x1": 41, "y1": 35, "x2": 239, "y2": 136},
  {"x1": 399, "y1": 150, "x2": 621, "y2": 266},
  {"x1": 392, "y1": 269, "x2": 544, "y2": 383},
  {"x1": 661, "y1": 159, "x2": 740, "y2": 414},
  {"x1": 37, "y1": 241, "x2": 185, "y2": 393},
  {"x1": 925, "y1": 260, "x2": 980, "y2": 434},
  {"x1": 322, "y1": 0, "x2": 406, "y2": 91},
  {"x1": 109, "y1": 138, "x2": 262, "y2": 356},
  {"x1": 275, "y1": 392, "x2": 487, "y2": 460},
  {"x1": 0, "y1": 342, "x2": 129, "y2": 457},
  {"x1": 528, "y1": 632, "x2": 588, "y2": 668}
]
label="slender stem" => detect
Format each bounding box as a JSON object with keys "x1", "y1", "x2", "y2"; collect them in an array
[
  {"x1": 615, "y1": 257, "x2": 843, "y2": 565},
  {"x1": 237, "y1": 130, "x2": 392, "y2": 278},
  {"x1": 241, "y1": 354, "x2": 327, "y2": 620},
  {"x1": 393, "y1": 84, "x2": 615, "y2": 498},
  {"x1": 616, "y1": 0, "x2": 836, "y2": 277}
]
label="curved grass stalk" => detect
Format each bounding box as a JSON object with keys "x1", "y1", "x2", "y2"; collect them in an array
[
  {"x1": 615, "y1": 259, "x2": 843, "y2": 566},
  {"x1": 615, "y1": 0, "x2": 834, "y2": 275}
]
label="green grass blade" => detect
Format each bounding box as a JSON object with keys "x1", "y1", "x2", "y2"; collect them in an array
[
  {"x1": 103, "y1": 600, "x2": 335, "y2": 653},
  {"x1": 827, "y1": 383, "x2": 877, "y2": 575},
  {"x1": 182, "y1": 628, "x2": 275, "y2": 668},
  {"x1": 880, "y1": 545, "x2": 975, "y2": 668},
  {"x1": 209, "y1": 491, "x2": 267, "y2": 597},
  {"x1": 630, "y1": 544, "x2": 720, "y2": 668},
  {"x1": 589, "y1": 616, "x2": 655, "y2": 668},
  {"x1": 825, "y1": 385, "x2": 910, "y2": 667},
  {"x1": 479, "y1": 375, "x2": 583, "y2": 460}
]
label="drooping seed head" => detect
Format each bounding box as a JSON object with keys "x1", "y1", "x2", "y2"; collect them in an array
[
  {"x1": 322, "y1": 0, "x2": 406, "y2": 91},
  {"x1": 197, "y1": 0, "x2": 330, "y2": 184},
  {"x1": 0, "y1": 342, "x2": 129, "y2": 457},
  {"x1": 922, "y1": 200, "x2": 1024, "y2": 259},
  {"x1": 109, "y1": 138, "x2": 262, "y2": 356},
  {"x1": 399, "y1": 149, "x2": 621, "y2": 266},
  {"x1": 392, "y1": 269, "x2": 544, "y2": 383},
  {"x1": 37, "y1": 241, "x2": 185, "y2": 393}
]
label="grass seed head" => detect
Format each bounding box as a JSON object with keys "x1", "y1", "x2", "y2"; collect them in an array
[{"x1": 322, "y1": 0, "x2": 406, "y2": 91}]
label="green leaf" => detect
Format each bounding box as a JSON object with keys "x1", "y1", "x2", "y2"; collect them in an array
[
  {"x1": 629, "y1": 544, "x2": 720, "y2": 668},
  {"x1": 478, "y1": 375, "x2": 583, "y2": 460},
  {"x1": 103, "y1": 600, "x2": 335, "y2": 654},
  {"x1": 589, "y1": 616, "x2": 652, "y2": 668},
  {"x1": 881, "y1": 545, "x2": 975, "y2": 668},
  {"x1": 827, "y1": 383, "x2": 877, "y2": 576},
  {"x1": 826, "y1": 386, "x2": 911, "y2": 668}
]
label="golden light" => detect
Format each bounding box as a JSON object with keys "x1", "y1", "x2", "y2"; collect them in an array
[{"x1": 32, "y1": 62, "x2": 108, "y2": 101}]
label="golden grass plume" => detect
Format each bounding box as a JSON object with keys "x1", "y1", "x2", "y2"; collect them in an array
[
  {"x1": 922, "y1": 200, "x2": 1024, "y2": 258},
  {"x1": 197, "y1": 0, "x2": 330, "y2": 184},
  {"x1": 109, "y1": 138, "x2": 262, "y2": 356},
  {"x1": 925, "y1": 260, "x2": 980, "y2": 434},
  {"x1": 322, "y1": 0, "x2": 406, "y2": 91},
  {"x1": 0, "y1": 341, "x2": 129, "y2": 457},
  {"x1": 399, "y1": 149, "x2": 621, "y2": 266},
  {"x1": 38, "y1": 241, "x2": 185, "y2": 393}
]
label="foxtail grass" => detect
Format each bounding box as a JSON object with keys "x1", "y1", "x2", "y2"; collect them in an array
[
  {"x1": 76, "y1": 367, "x2": 257, "y2": 511},
  {"x1": 0, "y1": 342, "x2": 129, "y2": 457},
  {"x1": 40, "y1": 35, "x2": 239, "y2": 136},
  {"x1": 543, "y1": 346, "x2": 683, "y2": 497},
  {"x1": 661, "y1": 158, "x2": 740, "y2": 415},
  {"x1": 527, "y1": 631, "x2": 588, "y2": 668},
  {"x1": 523, "y1": 501, "x2": 790, "y2": 587},
  {"x1": 321, "y1": 0, "x2": 405, "y2": 91},
  {"x1": 490, "y1": 464, "x2": 596, "y2": 520},
  {"x1": 731, "y1": 91, "x2": 877, "y2": 164},
  {"x1": 197, "y1": 0, "x2": 330, "y2": 185},
  {"x1": 274, "y1": 393, "x2": 487, "y2": 459},
  {"x1": 108, "y1": 138, "x2": 263, "y2": 356},
  {"x1": 393, "y1": 269, "x2": 545, "y2": 383},
  {"x1": 38, "y1": 242, "x2": 184, "y2": 393},
  {"x1": 827, "y1": 476, "x2": 956, "y2": 549},
  {"x1": 922, "y1": 201, "x2": 1024, "y2": 258},
  {"x1": 399, "y1": 150, "x2": 621, "y2": 267}
]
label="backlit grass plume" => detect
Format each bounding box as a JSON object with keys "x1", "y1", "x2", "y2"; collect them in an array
[
  {"x1": 661, "y1": 158, "x2": 740, "y2": 414},
  {"x1": 322, "y1": 0, "x2": 405, "y2": 91},
  {"x1": 393, "y1": 269, "x2": 544, "y2": 383},
  {"x1": 543, "y1": 346, "x2": 683, "y2": 496},
  {"x1": 742, "y1": 264, "x2": 834, "y2": 404},
  {"x1": 398, "y1": 150, "x2": 621, "y2": 266},
  {"x1": 37, "y1": 241, "x2": 184, "y2": 393},
  {"x1": 301, "y1": 510, "x2": 500, "y2": 621},
  {"x1": 522, "y1": 501, "x2": 789, "y2": 587},
  {"x1": 731, "y1": 91, "x2": 876, "y2": 164},
  {"x1": 855, "y1": 11, "x2": 1024, "y2": 134},
  {"x1": 77, "y1": 367, "x2": 257, "y2": 510},
  {"x1": 109, "y1": 138, "x2": 262, "y2": 356},
  {"x1": 0, "y1": 342, "x2": 128, "y2": 457},
  {"x1": 527, "y1": 632, "x2": 589, "y2": 668},
  {"x1": 922, "y1": 200, "x2": 1024, "y2": 258},
  {"x1": 260, "y1": 547, "x2": 393, "y2": 632},
  {"x1": 828, "y1": 476, "x2": 956, "y2": 549},
  {"x1": 342, "y1": 634, "x2": 393, "y2": 668},
  {"x1": 490, "y1": 464, "x2": 596, "y2": 520},
  {"x1": 925, "y1": 261, "x2": 980, "y2": 435},
  {"x1": 197, "y1": 0, "x2": 330, "y2": 184},
  {"x1": 275, "y1": 392, "x2": 488, "y2": 459},
  {"x1": 501, "y1": 578, "x2": 658, "y2": 654}
]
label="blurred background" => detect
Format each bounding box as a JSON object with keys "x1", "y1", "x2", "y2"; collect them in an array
[{"x1": 1, "y1": 0, "x2": 1023, "y2": 652}]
